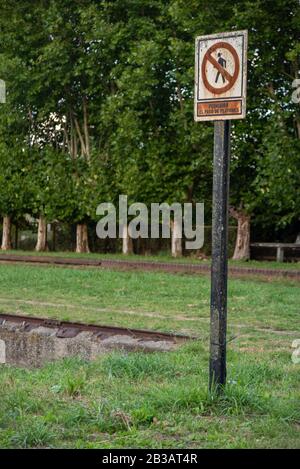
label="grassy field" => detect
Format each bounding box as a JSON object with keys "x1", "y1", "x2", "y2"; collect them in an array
[
  {"x1": 2, "y1": 248, "x2": 300, "y2": 270},
  {"x1": 0, "y1": 262, "x2": 299, "y2": 448}
]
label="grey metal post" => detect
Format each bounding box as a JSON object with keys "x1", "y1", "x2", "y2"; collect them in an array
[{"x1": 209, "y1": 120, "x2": 231, "y2": 392}]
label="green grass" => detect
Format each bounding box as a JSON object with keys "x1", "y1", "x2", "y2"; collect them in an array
[
  {"x1": 2, "y1": 248, "x2": 300, "y2": 270},
  {"x1": 0, "y1": 263, "x2": 299, "y2": 333},
  {"x1": 0, "y1": 263, "x2": 299, "y2": 448}
]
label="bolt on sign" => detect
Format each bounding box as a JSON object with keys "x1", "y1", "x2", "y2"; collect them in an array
[{"x1": 194, "y1": 30, "x2": 248, "y2": 121}]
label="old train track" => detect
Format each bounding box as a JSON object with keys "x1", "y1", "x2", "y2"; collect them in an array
[
  {"x1": 0, "y1": 312, "x2": 192, "y2": 343},
  {"x1": 0, "y1": 253, "x2": 299, "y2": 279}
]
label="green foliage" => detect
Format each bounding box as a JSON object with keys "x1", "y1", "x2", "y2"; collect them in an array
[
  {"x1": 0, "y1": 0, "x2": 299, "y2": 236},
  {"x1": 254, "y1": 115, "x2": 300, "y2": 228},
  {"x1": 9, "y1": 419, "x2": 56, "y2": 448}
]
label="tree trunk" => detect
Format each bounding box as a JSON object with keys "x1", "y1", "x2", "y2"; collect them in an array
[
  {"x1": 230, "y1": 207, "x2": 250, "y2": 260},
  {"x1": 296, "y1": 119, "x2": 300, "y2": 140},
  {"x1": 35, "y1": 215, "x2": 48, "y2": 252},
  {"x1": 76, "y1": 223, "x2": 90, "y2": 253},
  {"x1": 52, "y1": 223, "x2": 56, "y2": 251},
  {"x1": 122, "y1": 224, "x2": 133, "y2": 255},
  {"x1": 14, "y1": 224, "x2": 18, "y2": 249},
  {"x1": 171, "y1": 219, "x2": 182, "y2": 258},
  {"x1": 1, "y1": 216, "x2": 12, "y2": 250}
]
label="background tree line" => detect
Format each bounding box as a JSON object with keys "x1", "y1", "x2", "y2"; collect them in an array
[{"x1": 0, "y1": 0, "x2": 299, "y2": 259}]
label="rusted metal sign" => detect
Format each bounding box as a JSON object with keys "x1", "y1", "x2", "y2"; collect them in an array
[{"x1": 194, "y1": 30, "x2": 248, "y2": 121}]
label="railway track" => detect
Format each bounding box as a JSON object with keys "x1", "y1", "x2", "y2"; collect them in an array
[
  {"x1": 0, "y1": 312, "x2": 191, "y2": 366},
  {"x1": 0, "y1": 253, "x2": 299, "y2": 279},
  {"x1": 0, "y1": 312, "x2": 191, "y2": 343}
]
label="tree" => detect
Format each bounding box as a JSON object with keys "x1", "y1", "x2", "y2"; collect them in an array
[
  {"x1": 0, "y1": 0, "x2": 299, "y2": 259},
  {"x1": 0, "y1": 1, "x2": 116, "y2": 251},
  {"x1": 0, "y1": 99, "x2": 32, "y2": 250},
  {"x1": 166, "y1": 0, "x2": 300, "y2": 259},
  {"x1": 99, "y1": 0, "x2": 214, "y2": 256},
  {"x1": 227, "y1": 0, "x2": 300, "y2": 258}
]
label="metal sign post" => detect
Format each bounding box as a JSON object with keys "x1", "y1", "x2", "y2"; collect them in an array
[
  {"x1": 194, "y1": 31, "x2": 248, "y2": 392},
  {"x1": 210, "y1": 120, "x2": 230, "y2": 389}
]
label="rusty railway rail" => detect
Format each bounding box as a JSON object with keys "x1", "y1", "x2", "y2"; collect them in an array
[
  {"x1": 0, "y1": 312, "x2": 192, "y2": 343},
  {"x1": 0, "y1": 253, "x2": 299, "y2": 279}
]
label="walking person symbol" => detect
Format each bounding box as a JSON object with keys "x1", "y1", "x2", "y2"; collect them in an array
[{"x1": 215, "y1": 52, "x2": 227, "y2": 84}]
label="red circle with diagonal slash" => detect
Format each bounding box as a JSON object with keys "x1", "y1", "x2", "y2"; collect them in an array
[{"x1": 202, "y1": 41, "x2": 240, "y2": 95}]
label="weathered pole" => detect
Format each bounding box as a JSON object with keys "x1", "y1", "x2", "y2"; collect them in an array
[
  {"x1": 195, "y1": 30, "x2": 247, "y2": 394},
  {"x1": 209, "y1": 120, "x2": 231, "y2": 392}
]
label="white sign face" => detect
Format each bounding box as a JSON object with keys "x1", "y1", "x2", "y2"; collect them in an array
[{"x1": 194, "y1": 30, "x2": 248, "y2": 121}]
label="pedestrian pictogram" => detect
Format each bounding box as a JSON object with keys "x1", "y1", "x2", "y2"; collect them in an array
[
  {"x1": 215, "y1": 53, "x2": 226, "y2": 83},
  {"x1": 202, "y1": 42, "x2": 240, "y2": 95},
  {"x1": 194, "y1": 31, "x2": 247, "y2": 121}
]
